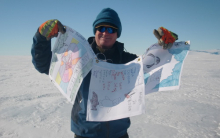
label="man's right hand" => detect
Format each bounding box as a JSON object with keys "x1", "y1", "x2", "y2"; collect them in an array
[{"x1": 39, "y1": 19, "x2": 66, "y2": 40}]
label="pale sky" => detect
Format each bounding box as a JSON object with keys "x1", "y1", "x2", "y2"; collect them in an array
[{"x1": 0, "y1": 0, "x2": 219, "y2": 55}]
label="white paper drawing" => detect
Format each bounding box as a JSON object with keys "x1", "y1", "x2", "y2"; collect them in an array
[
  {"x1": 87, "y1": 57, "x2": 145, "y2": 121},
  {"x1": 49, "y1": 26, "x2": 95, "y2": 104},
  {"x1": 143, "y1": 41, "x2": 190, "y2": 94}
]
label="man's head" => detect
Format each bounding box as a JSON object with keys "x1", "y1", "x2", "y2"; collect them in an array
[{"x1": 93, "y1": 8, "x2": 122, "y2": 49}]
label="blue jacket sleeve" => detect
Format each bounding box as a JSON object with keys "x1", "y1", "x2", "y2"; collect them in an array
[{"x1": 31, "y1": 29, "x2": 52, "y2": 75}]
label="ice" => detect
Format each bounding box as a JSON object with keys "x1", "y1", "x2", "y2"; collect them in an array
[{"x1": 0, "y1": 50, "x2": 220, "y2": 138}]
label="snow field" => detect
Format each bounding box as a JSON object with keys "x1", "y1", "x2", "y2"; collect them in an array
[{"x1": 0, "y1": 50, "x2": 220, "y2": 138}]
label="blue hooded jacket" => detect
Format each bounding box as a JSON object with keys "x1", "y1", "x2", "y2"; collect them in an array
[{"x1": 31, "y1": 30, "x2": 137, "y2": 138}]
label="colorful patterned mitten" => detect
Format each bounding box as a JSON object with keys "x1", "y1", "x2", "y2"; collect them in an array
[
  {"x1": 153, "y1": 27, "x2": 178, "y2": 49},
  {"x1": 39, "y1": 19, "x2": 66, "y2": 40}
]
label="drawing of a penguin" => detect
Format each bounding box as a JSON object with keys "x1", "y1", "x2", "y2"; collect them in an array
[
  {"x1": 90, "y1": 92, "x2": 99, "y2": 110},
  {"x1": 145, "y1": 53, "x2": 160, "y2": 68}
]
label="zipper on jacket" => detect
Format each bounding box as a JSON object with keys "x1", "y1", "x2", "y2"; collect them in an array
[{"x1": 106, "y1": 122, "x2": 109, "y2": 138}]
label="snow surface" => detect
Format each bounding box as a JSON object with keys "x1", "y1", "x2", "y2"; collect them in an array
[{"x1": 0, "y1": 50, "x2": 220, "y2": 138}]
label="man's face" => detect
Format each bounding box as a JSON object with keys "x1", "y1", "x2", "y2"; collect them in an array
[{"x1": 95, "y1": 26, "x2": 117, "y2": 49}]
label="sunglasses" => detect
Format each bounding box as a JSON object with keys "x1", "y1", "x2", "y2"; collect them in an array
[{"x1": 96, "y1": 26, "x2": 117, "y2": 34}]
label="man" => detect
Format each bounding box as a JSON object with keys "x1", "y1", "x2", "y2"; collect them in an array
[
  {"x1": 31, "y1": 8, "x2": 177, "y2": 138},
  {"x1": 32, "y1": 8, "x2": 136, "y2": 138}
]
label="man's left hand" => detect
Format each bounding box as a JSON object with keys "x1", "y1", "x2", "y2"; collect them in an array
[{"x1": 153, "y1": 27, "x2": 178, "y2": 49}]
